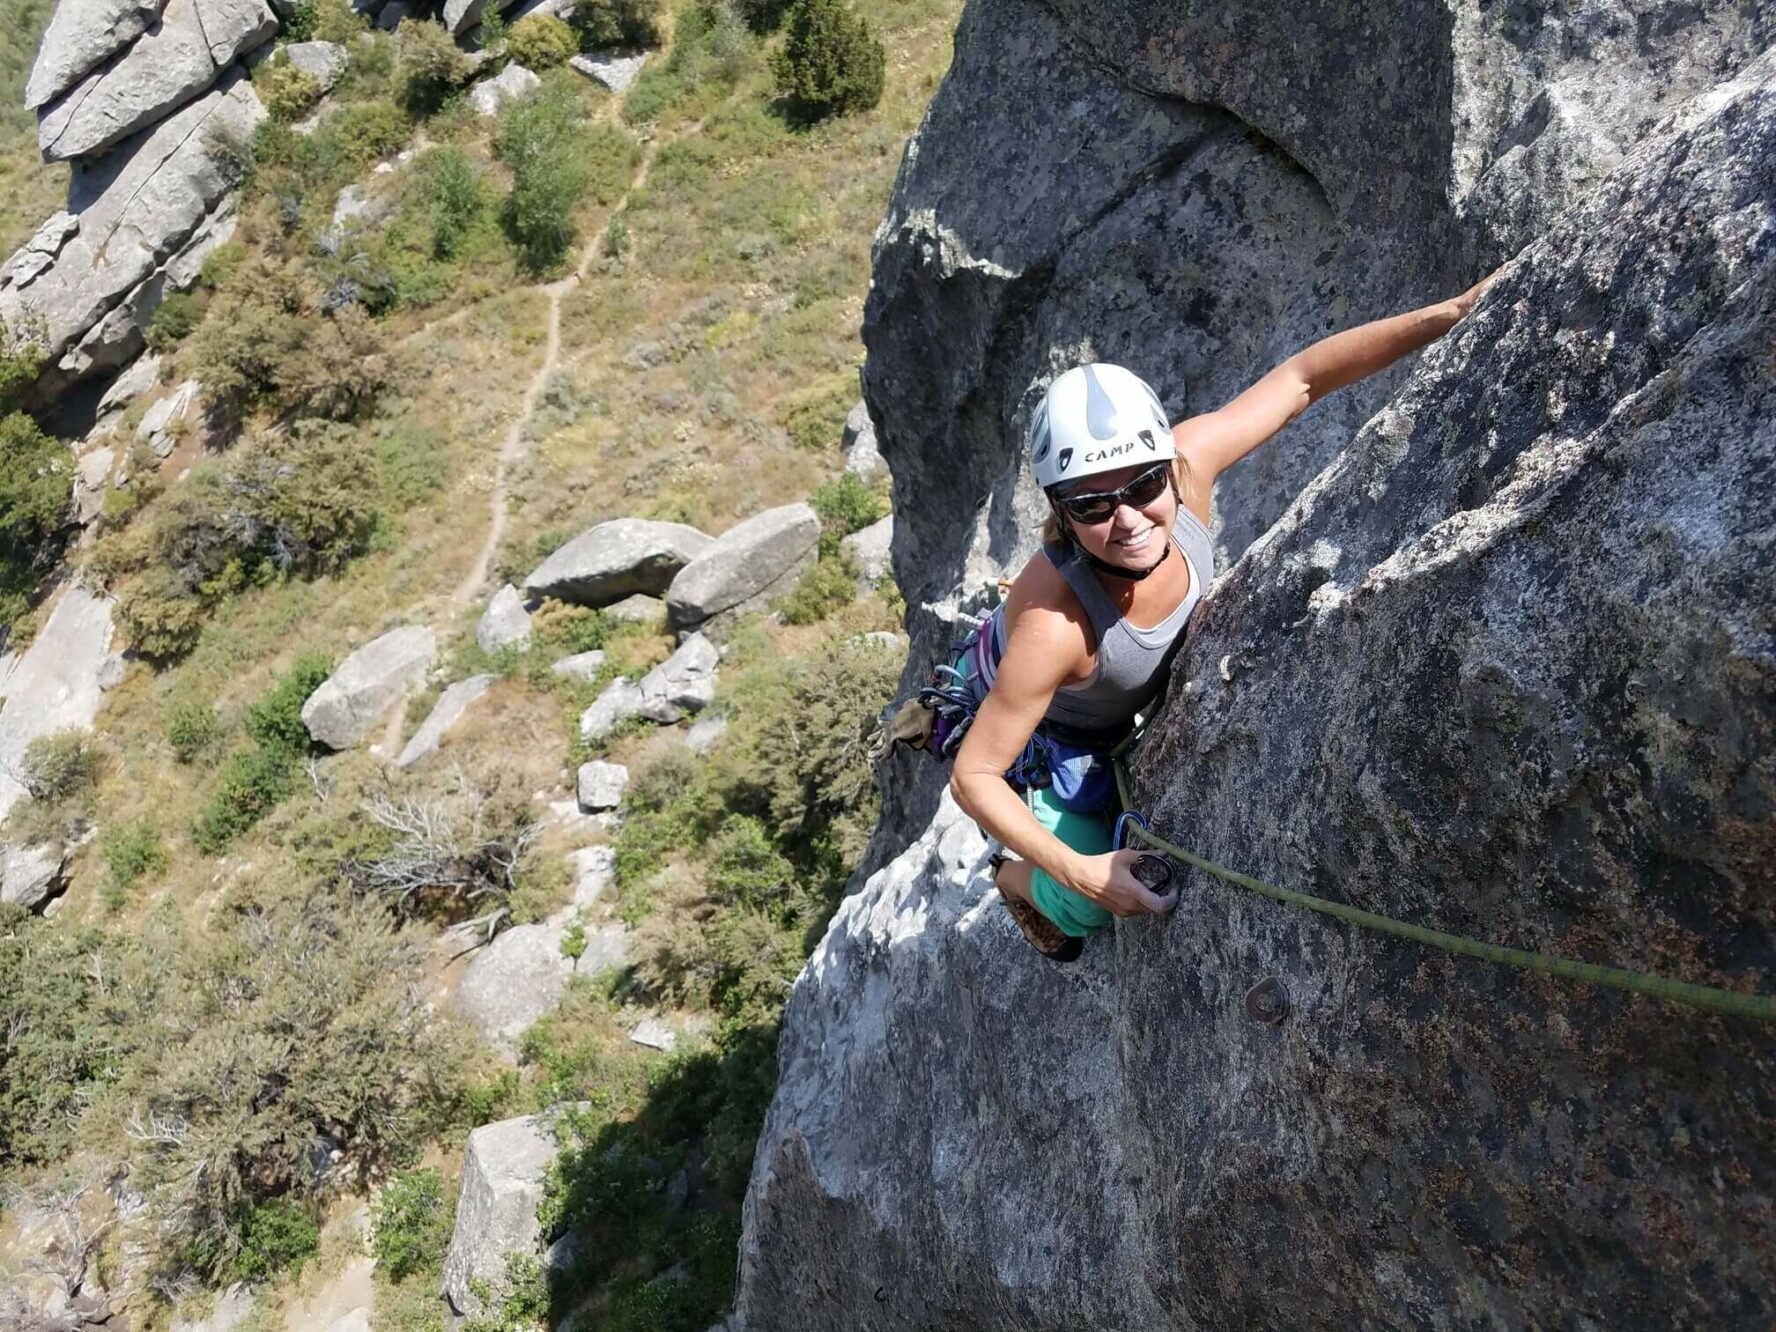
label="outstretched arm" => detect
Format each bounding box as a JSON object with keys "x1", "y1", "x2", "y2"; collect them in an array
[{"x1": 1175, "y1": 267, "x2": 1505, "y2": 490}]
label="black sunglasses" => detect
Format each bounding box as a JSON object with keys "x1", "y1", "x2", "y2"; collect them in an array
[{"x1": 1051, "y1": 462, "x2": 1173, "y2": 524}]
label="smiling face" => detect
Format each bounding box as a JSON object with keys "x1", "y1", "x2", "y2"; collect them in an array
[{"x1": 1053, "y1": 461, "x2": 1178, "y2": 571}]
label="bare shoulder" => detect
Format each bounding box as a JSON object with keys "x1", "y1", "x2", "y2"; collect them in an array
[{"x1": 998, "y1": 550, "x2": 1093, "y2": 685}]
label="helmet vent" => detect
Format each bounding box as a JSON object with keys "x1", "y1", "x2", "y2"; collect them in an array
[{"x1": 1082, "y1": 364, "x2": 1121, "y2": 441}]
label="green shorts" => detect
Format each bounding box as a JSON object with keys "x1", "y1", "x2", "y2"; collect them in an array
[{"x1": 1025, "y1": 784, "x2": 1115, "y2": 937}]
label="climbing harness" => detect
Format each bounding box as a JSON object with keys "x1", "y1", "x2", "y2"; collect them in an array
[{"x1": 1106, "y1": 727, "x2": 1776, "y2": 1023}]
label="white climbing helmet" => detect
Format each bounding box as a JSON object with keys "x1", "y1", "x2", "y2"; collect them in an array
[{"x1": 1028, "y1": 362, "x2": 1176, "y2": 491}]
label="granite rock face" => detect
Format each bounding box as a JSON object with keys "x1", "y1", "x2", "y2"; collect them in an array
[
  {"x1": 738, "y1": 6, "x2": 1776, "y2": 1329},
  {"x1": 35, "y1": 0, "x2": 276, "y2": 163},
  {"x1": 25, "y1": 0, "x2": 168, "y2": 111},
  {"x1": 1, "y1": 71, "x2": 265, "y2": 401}
]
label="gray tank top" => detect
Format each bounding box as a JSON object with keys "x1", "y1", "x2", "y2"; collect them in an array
[{"x1": 987, "y1": 505, "x2": 1216, "y2": 736}]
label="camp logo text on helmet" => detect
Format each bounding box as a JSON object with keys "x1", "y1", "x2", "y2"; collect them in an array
[{"x1": 1029, "y1": 363, "x2": 1177, "y2": 492}]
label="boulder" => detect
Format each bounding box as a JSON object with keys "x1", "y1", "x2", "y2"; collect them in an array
[
  {"x1": 577, "y1": 676, "x2": 644, "y2": 743},
  {"x1": 452, "y1": 926, "x2": 554, "y2": 1048},
  {"x1": 604, "y1": 592, "x2": 666, "y2": 625},
  {"x1": 634, "y1": 632, "x2": 717, "y2": 723},
  {"x1": 738, "y1": 21, "x2": 1776, "y2": 1328},
  {"x1": 470, "y1": 63, "x2": 540, "y2": 117},
  {"x1": 568, "y1": 846, "x2": 616, "y2": 910},
  {"x1": 840, "y1": 400, "x2": 883, "y2": 480},
  {"x1": 285, "y1": 40, "x2": 350, "y2": 91},
  {"x1": 575, "y1": 761, "x2": 628, "y2": 812},
  {"x1": 839, "y1": 513, "x2": 892, "y2": 586},
  {"x1": 373, "y1": 0, "x2": 411, "y2": 29},
  {"x1": 301, "y1": 625, "x2": 437, "y2": 751},
  {"x1": 627, "y1": 1016, "x2": 676, "y2": 1052},
  {"x1": 1, "y1": 72, "x2": 266, "y2": 392},
  {"x1": 25, "y1": 0, "x2": 167, "y2": 111},
  {"x1": 525, "y1": 518, "x2": 712, "y2": 607},
  {"x1": 137, "y1": 379, "x2": 199, "y2": 457},
  {"x1": 683, "y1": 715, "x2": 727, "y2": 756},
  {"x1": 0, "y1": 584, "x2": 114, "y2": 824},
  {"x1": 36, "y1": 0, "x2": 278, "y2": 163},
  {"x1": 96, "y1": 353, "x2": 161, "y2": 414},
  {"x1": 476, "y1": 584, "x2": 533, "y2": 653},
  {"x1": 169, "y1": 1282, "x2": 254, "y2": 1332},
  {"x1": 396, "y1": 674, "x2": 495, "y2": 768},
  {"x1": 440, "y1": 1107, "x2": 584, "y2": 1317},
  {"x1": 73, "y1": 445, "x2": 116, "y2": 525},
  {"x1": 568, "y1": 49, "x2": 650, "y2": 95},
  {"x1": 665, "y1": 503, "x2": 820, "y2": 634},
  {"x1": 550, "y1": 649, "x2": 606, "y2": 683},
  {"x1": 0, "y1": 844, "x2": 68, "y2": 912}
]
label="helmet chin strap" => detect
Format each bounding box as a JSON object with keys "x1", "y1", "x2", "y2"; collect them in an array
[{"x1": 1080, "y1": 540, "x2": 1170, "y2": 581}]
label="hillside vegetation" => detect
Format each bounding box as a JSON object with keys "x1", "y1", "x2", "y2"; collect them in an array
[{"x1": 0, "y1": 0, "x2": 960, "y2": 1327}]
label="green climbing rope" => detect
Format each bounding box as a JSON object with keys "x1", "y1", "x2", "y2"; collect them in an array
[{"x1": 1108, "y1": 750, "x2": 1776, "y2": 1023}]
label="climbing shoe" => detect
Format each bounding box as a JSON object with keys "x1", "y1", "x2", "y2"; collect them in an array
[{"x1": 990, "y1": 851, "x2": 1083, "y2": 963}]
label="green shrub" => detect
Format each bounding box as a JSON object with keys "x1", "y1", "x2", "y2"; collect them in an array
[
  {"x1": 779, "y1": 374, "x2": 853, "y2": 451},
  {"x1": 397, "y1": 20, "x2": 474, "y2": 115},
  {"x1": 494, "y1": 84, "x2": 591, "y2": 271},
  {"x1": 193, "y1": 746, "x2": 298, "y2": 852},
  {"x1": 144, "y1": 290, "x2": 204, "y2": 351},
  {"x1": 313, "y1": 0, "x2": 369, "y2": 42},
  {"x1": 284, "y1": 0, "x2": 319, "y2": 39},
  {"x1": 509, "y1": 13, "x2": 579, "y2": 67},
  {"x1": 0, "y1": 406, "x2": 69, "y2": 636},
  {"x1": 570, "y1": 0, "x2": 663, "y2": 48},
  {"x1": 222, "y1": 1198, "x2": 320, "y2": 1283},
  {"x1": 103, "y1": 818, "x2": 167, "y2": 893},
  {"x1": 706, "y1": 815, "x2": 801, "y2": 923},
  {"x1": 257, "y1": 56, "x2": 325, "y2": 121},
  {"x1": 810, "y1": 471, "x2": 884, "y2": 550},
  {"x1": 168, "y1": 701, "x2": 222, "y2": 762},
  {"x1": 372, "y1": 1167, "x2": 454, "y2": 1281},
  {"x1": 734, "y1": 0, "x2": 790, "y2": 31},
  {"x1": 245, "y1": 653, "x2": 333, "y2": 755},
  {"x1": 375, "y1": 420, "x2": 451, "y2": 506},
  {"x1": 18, "y1": 730, "x2": 100, "y2": 803},
  {"x1": 119, "y1": 885, "x2": 463, "y2": 1286},
  {"x1": 333, "y1": 97, "x2": 411, "y2": 161},
  {"x1": 413, "y1": 146, "x2": 487, "y2": 260},
  {"x1": 770, "y1": 0, "x2": 884, "y2": 120},
  {"x1": 117, "y1": 568, "x2": 206, "y2": 660},
  {"x1": 773, "y1": 553, "x2": 852, "y2": 624}
]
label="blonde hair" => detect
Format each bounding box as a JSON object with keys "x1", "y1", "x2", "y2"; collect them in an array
[{"x1": 1038, "y1": 456, "x2": 1192, "y2": 546}]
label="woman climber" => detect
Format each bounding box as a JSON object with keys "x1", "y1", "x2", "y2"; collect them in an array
[{"x1": 948, "y1": 273, "x2": 1501, "y2": 961}]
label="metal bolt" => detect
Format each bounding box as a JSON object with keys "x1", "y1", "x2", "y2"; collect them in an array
[{"x1": 1244, "y1": 976, "x2": 1289, "y2": 1025}]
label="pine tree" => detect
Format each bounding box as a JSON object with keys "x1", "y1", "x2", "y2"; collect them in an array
[{"x1": 770, "y1": 0, "x2": 884, "y2": 120}]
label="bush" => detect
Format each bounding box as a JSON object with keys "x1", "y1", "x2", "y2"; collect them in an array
[
  {"x1": 17, "y1": 730, "x2": 100, "y2": 803},
  {"x1": 810, "y1": 472, "x2": 883, "y2": 548},
  {"x1": 103, "y1": 818, "x2": 167, "y2": 893},
  {"x1": 223, "y1": 1199, "x2": 320, "y2": 1283},
  {"x1": 413, "y1": 146, "x2": 487, "y2": 260},
  {"x1": 284, "y1": 0, "x2": 320, "y2": 40},
  {"x1": 372, "y1": 1167, "x2": 454, "y2": 1281},
  {"x1": 118, "y1": 884, "x2": 464, "y2": 1286},
  {"x1": 769, "y1": 0, "x2": 883, "y2": 120},
  {"x1": 397, "y1": 20, "x2": 475, "y2": 115},
  {"x1": 494, "y1": 84, "x2": 594, "y2": 271},
  {"x1": 0, "y1": 905, "x2": 110, "y2": 1167},
  {"x1": 257, "y1": 56, "x2": 324, "y2": 121},
  {"x1": 245, "y1": 653, "x2": 333, "y2": 755},
  {"x1": 117, "y1": 568, "x2": 207, "y2": 661},
  {"x1": 706, "y1": 815, "x2": 801, "y2": 923},
  {"x1": 0, "y1": 406, "x2": 70, "y2": 635},
  {"x1": 570, "y1": 0, "x2": 663, "y2": 49},
  {"x1": 779, "y1": 374, "x2": 853, "y2": 451},
  {"x1": 193, "y1": 745, "x2": 299, "y2": 852},
  {"x1": 508, "y1": 13, "x2": 579, "y2": 68},
  {"x1": 773, "y1": 553, "x2": 852, "y2": 624},
  {"x1": 144, "y1": 291, "x2": 203, "y2": 351},
  {"x1": 168, "y1": 701, "x2": 222, "y2": 762},
  {"x1": 276, "y1": 303, "x2": 390, "y2": 420},
  {"x1": 734, "y1": 0, "x2": 790, "y2": 31}
]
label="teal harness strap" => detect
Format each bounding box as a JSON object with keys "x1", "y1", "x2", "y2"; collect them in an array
[{"x1": 1109, "y1": 745, "x2": 1776, "y2": 1023}]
